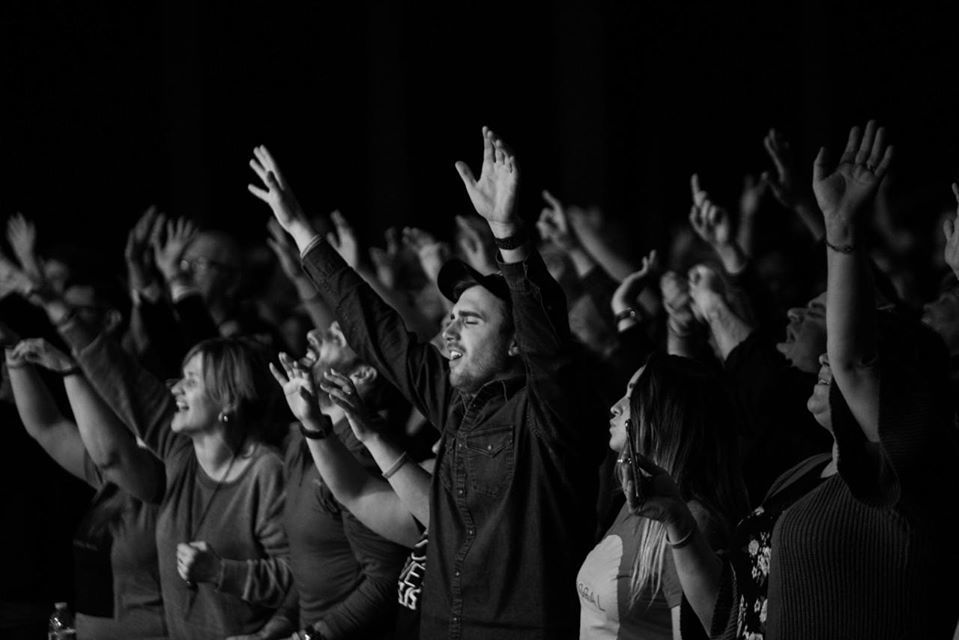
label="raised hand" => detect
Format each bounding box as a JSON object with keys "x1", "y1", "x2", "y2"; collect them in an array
[
  {"x1": 812, "y1": 120, "x2": 893, "y2": 231},
  {"x1": 762, "y1": 129, "x2": 810, "y2": 209},
  {"x1": 248, "y1": 145, "x2": 307, "y2": 232},
  {"x1": 944, "y1": 183, "x2": 959, "y2": 281},
  {"x1": 266, "y1": 218, "x2": 302, "y2": 281},
  {"x1": 689, "y1": 174, "x2": 734, "y2": 248},
  {"x1": 6, "y1": 213, "x2": 42, "y2": 280},
  {"x1": 402, "y1": 227, "x2": 450, "y2": 283},
  {"x1": 0, "y1": 248, "x2": 39, "y2": 301},
  {"x1": 369, "y1": 228, "x2": 403, "y2": 289},
  {"x1": 125, "y1": 206, "x2": 162, "y2": 292},
  {"x1": 326, "y1": 210, "x2": 361, "y2": 270},
  {"x1": 454, "y1": 127, "x2": 519, "y2": 232},
  {"x1": 11, "y1": 338, "x2": 77, "y2": 373},
  {"x1": 611, "y1": 250, "x2": 658, "y2": 317},
  {"x1": 661, "y1": 270, "x2": 698, "y2": 335},
  {"x1": 319, "y1": 369, "x2": 380, "y2": 443},
  {"x1": 152, "y1": 217, "x2": 198, "y2": 282},
  {"x1": 537, "y1": 190, "x2": 580, "y2": 253},
  {"x1": 455, "y1": 215, "x2": 497, "y2": 275},
  {"x1": 176, "y1": 541, "x2": 221, "y2": 585},
  {"x1": 687, "y1": 264, "x2": 727, "y2": 322},
  {"x1": 739, "y1": 174, "x2": 768, "y2": 221},
  {"x1": 269, "y1": 352, "x2": 322, "y2": 425}
]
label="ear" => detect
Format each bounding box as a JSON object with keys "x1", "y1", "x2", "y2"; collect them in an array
[
  {"x1": 349, "y1": 364, "x2": 378, "y2": 389},
  {"x1": 507, "y1": 337, "x2": 520, "y2": 357},
  {"x1": 329, "y1": 321, "x2": 347, "y2": 347}
]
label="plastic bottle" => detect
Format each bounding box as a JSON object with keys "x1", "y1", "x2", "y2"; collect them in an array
[{"x1": 48, "y1": 602, "x2": 77, "y2": 639}]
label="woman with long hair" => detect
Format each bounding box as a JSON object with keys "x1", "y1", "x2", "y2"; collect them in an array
[{"x1": 577, "y1": 352, "x2": 748, "y2": 639}]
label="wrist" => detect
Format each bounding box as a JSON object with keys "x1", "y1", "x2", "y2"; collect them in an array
[
  {"x1": 487, "y1": 220, "x2": 521, "y2": 239},
  {"x1": 714, "y1": 242, "x2": 746, "y2": 275}
]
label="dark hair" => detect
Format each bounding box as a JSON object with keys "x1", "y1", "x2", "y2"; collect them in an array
[
  {"x1": 624, "y1": 352, "x2": 748, "y2": 604},
  {"x1": 182, "y1": 337, "x2": 284, "y2": 448}
]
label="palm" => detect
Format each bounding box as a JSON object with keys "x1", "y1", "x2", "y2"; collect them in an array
[
  {"x1": 455, "y1": 127, "x2": 518, "y2": 226},
  {"x1": 813, "y1": 164, "x2": 879, "y2": 220}
]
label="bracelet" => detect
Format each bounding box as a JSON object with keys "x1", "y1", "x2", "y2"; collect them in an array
[
  {"x1": 381, "y1": 452, "x2": 409, "y2": 479},
  {"x1": 300, "y1": 417, "x2": 332, "y2": 440},
  {"x1": 614, "y1": 308, "x2": 642, "y2": 324},
  {"x1": 666, "y1": 524, "x2": 696, "y2": 549},
  {"x1": 825, "y1": 239, "x2": 856, "y2": 254},
  {"x1": 493, "y1": 228, "x2": 528, "y2": 250}
]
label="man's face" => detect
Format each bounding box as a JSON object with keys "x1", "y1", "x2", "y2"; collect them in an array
[
  {"x1": 921, "y1": 288, "x2": 959, "y2": 353},
  {"x1": 776, "y1": 292, "x2": 827, "y2": 374},
  {"x1": 443, "y1": 285, "x2": 514, "y2": 394},
  {"x1": 182, "y1": 234, "x2": 238, "y2": 301}
]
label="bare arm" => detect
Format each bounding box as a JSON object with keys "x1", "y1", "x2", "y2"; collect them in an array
[
  {"x1": 6, "y1": 349, "x2": 86, "y2": 481},
  {"x1": 813, "y1": 121, "x2": 892, "y2": 440}
]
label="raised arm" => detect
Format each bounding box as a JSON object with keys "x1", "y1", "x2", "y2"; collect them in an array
[
  {"x1": 812, "y1": 120, "x2": 892, "y2": 439},
  {"x1": 688, "y1": 265, "x2": 754, "y2": 361},
  {"x1": 944, "y1": 183, "x2": 959, "y2": 284},
  {"x1": 270, "y1": 354, "x2": 423, "y2": 547},
  {"x1": 689, "y1": 174, "x2": 748, "y2": 276},
  {"x1": 5, "y1": 343, "x2": 87, "y2": 481},
  {"x1": 15, "y1": 338, "x2": 164, "y2": 502},
  {"x1": 249, "y1": 144, "x2": 452, "y2": 428},
  {"x1": 763, "y1": 128, "x2": 826, "y2": 240}
]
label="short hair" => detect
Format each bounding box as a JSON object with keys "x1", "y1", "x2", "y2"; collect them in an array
[{"x1": 183, "y1": 337, "x2": 283, "y2": 447}]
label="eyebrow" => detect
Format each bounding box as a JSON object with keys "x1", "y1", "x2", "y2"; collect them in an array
[{"x1": 455, "y1": 310, "x2": 486, "y2": 322}]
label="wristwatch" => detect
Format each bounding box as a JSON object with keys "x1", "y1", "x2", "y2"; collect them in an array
[
  {"x1": 300, "y1": 415, "x2": 333, "y2": 440},
  {"x1": 299, "y1": 627, "x2": 326, "y2": 640}
]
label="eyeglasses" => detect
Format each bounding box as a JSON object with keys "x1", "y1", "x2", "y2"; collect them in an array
[{"x1": 179, "y1": 257, "x2": 236, "y2": 274}]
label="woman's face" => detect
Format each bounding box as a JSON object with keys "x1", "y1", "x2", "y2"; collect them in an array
[
  {"x1": 170, "y1": 353, "x2": 221, "y2": 435},
  {"x1": 609, "y1": 367, "x2": 644, "y2": 452},
  {"x1": 806, "y1": 353, "x2": 833, "y2": 432}
]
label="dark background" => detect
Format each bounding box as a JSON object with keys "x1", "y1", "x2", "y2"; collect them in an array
[{"x1": 1, "y1": 0, "x2": 958, "y2": 267}]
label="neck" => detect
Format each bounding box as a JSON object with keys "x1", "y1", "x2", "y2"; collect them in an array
[
  {"x1": 821, "y1": 440, "x2": 840, "y2": 478},
  {"x1": 192, "y1": 430, "x2": 242, "y2": 479}
]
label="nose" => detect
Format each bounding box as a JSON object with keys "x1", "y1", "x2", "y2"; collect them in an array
[
  {"x1": 167, "y1": 378, "x2": 183, "y2": 395},
  {"x1": 818, "y1": 352, "x2": 829, "y2": 366},
  {"x1": 442, "y1": 318, "x2": 460, "y2": 342}
]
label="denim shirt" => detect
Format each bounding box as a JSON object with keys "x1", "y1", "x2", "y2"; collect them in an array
[{"x1": 301, "y1": 239, "x2": 606, "y2": 640}]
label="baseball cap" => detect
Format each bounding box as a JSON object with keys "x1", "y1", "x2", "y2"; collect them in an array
[{"x1": 437, "y1": 259, "x2": 511, "y2": 305}]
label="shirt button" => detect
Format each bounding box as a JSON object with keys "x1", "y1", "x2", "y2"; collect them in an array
[
  {"x1": 457, "y1": 488, "x2": 464, "y2": 496},
  {"x1": 467, "y1": 528, "x2": 475, "y2": 536},
  {"x1": 457, "y1": 442, "x2": 464, "y2": 449},
  {"x1": 455, "y1": 569, "x2": 461, "y2": 577}
]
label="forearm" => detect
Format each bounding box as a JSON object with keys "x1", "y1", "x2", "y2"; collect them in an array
[
  {"x1": 65, "y1": 374, "x2": 163, "y2": 502},
  {"x1": 60, "y1": 320, "x2": 180, "y2": 458},
  {"x1": 575, "y1": 226, "x2": 636, "y2": 280},
  {"x1": 8, "y1": 364, "x2": 69, "y2": 436},
  {"x1": 566, "y1": 247, "x2": 597, "y2": 278},
  {"x1": 363, "y1": 434, "x2": 431, "y2": 527},
  {"x1": 712, "y1": 242, "x2": 748, "y2": 276},
  {"x1": 665, "y1": 508, "x2": 723, "y2": 633},
  {"x1": 795, "y1": 200, "x2": 826, "y2": 240},
  {"x1": 706, "y1": 302, "x2": 755, "y2": 361},
  {"x1": 825, "y1": 222, "x2": 879, "y2": 438}
]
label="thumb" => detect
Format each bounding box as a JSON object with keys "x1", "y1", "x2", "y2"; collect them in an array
[
  {"x1": 190, "y1": 541, "x2": 210, "y2": 552},
  {"x1": 454, "y1": 161, "x2": 476, "y2": 189}
]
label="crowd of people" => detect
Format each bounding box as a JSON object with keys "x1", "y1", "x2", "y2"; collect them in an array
[{"x1": 1, "y1": 120, "x2": 958, "y2": 640}]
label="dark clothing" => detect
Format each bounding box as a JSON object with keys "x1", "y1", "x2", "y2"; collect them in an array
[
  {"x1": 395, "y1": 535, "x2": 428, "y2": 640},
  {"x1": 723, "y1": 331, "x2": 832, "y2": 505},
  {"x1": 283, "y1": 429, "x2": 407, "y2": 638},
  {"x1": 301, "y1": 240, "x2": 606, "y2": 640}
]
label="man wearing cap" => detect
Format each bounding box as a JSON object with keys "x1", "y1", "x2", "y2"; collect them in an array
[{"x1": 249, "y1": 129, "x2": 605, "y2": 640}]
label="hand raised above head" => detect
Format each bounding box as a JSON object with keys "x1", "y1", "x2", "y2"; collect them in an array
[
  {"x1": 248, "y1": 145, "x2": 307, "y2": 232},
  {"x1": 152, "y1": 217, "x2": 198, "y2": 282},
  {"x1": 11, "y1": 338, "x2": 76, "y2": 374},
  {"x1": 454, "y1": 127, "x2": 519, "y2": 231},
  {"x1": 269, "y1": 352, "x2": 322, "y2": 425},
  {"x1": 689, "y1": 174, "x2": 734, "y2": 249},
  {"x1": 536, "y1": 189, "x2": 581, "y2": 253},
  {"x1": 687, "y1": 264, "x2": 727, "y2": 321},
  {"x1": 6, "y1": 213, "x2": 42, "y2": 280},
  {"x1": 944, "y1": 183, "x2": 959, "y2": 281},
  {"x1": 812, "y1": 120, "x2": 893, "y2": 230},
  {"x1": 611, "y1": 250, "x2": 658, "y2": 316},
  {"x1": 326, "y1": 210, "x2": 361, "y2": 270},
  {"x1": 319, "y1": 368, "x2": 380, "y2": 443}
]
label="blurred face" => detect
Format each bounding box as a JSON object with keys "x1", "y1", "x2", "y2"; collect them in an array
[
  {"x1": 442, "y1": 285, "x2": 514, "y2": 394},
  {"x1": 170, "y1": 353, "x2": 221, "y2": 434},
  {"x1": 776, "y1": 292, "x2": 827, "y2": 374},
  {"x1": 921, "y1": 288, "x2": 959, "y2": 353},
  {"x1": 182, "y1": 234, "x2": 239, "y2": 301},
  {"x1": 806, "y1": 353, "x2": 833, "y2": 432},
  {"x1": 63, "y1": 285, "x2": 117, "y2": 333},
  {"x1": 609, "y1": 367, "x2": 644, "y2": 452}
]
